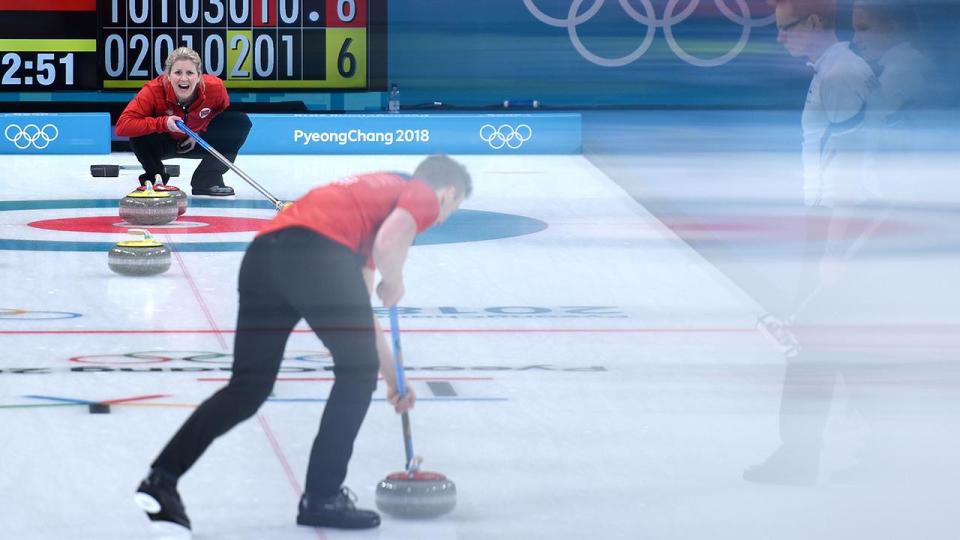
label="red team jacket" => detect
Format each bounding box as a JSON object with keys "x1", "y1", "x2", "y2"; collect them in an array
[
  {"x1": 115, "y1": 74, "x2": 229, "y2": 140},
  {"x1": 258, "y1": 172, "x2": 441, "y2": 268}
]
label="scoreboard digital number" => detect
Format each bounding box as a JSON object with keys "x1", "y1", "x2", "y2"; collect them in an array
[
  {"x1": 0, "y1": 0, "x2": 385, "y2": 91},
  {"x1": 99, "y1": 0, "x2": 384, "y2": 89}
]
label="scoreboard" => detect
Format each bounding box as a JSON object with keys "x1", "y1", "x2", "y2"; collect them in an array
[{"x1": 0, "y1": 0, "x2": 386, "y2": 91}]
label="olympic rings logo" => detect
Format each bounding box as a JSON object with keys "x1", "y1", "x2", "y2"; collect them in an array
[
  {"x1": 523, "y1": 0, "x2": 775, "y2": 67},
  {"x1": 4, "y1": 123, "x2": 59, "y2": 150},
  {"x1": 479, "y1": 123, "x2": 533, "y2": 149}
]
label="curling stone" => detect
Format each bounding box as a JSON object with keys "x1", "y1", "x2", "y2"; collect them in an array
[
  {"x1": 152, "y1": 183, "x2": 188, "y2": 215},
  {"x1": 119, "y1": 183, "x2": 178, "y2": 225},
  {"x1": 107, "y1": 229, "x2": 171, "y2": 276},
  {"x1": 375, "y1": 469, "x2": 457, "y2": 518}
]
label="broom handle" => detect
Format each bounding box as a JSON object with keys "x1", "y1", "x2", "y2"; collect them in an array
[
  {"x1": 174, "y1": 120, "x2": 284, "y2": 209},
  {"x1": 388, "y1": 306, "x2": 417, "y2": 471}
]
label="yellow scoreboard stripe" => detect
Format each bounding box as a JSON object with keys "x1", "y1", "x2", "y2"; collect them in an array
[
  {"x1": 225, "y1": 79, "x2": 365, "y2": 89},
  {"x1": 0, "y1": 39, "x2": 96, "y2": 52},
  {"x1": 102, "y1": 81, "x2": 154, "y2": 89},
  {"x1": 104, "y1": 80, "x2": 366, "y2": 89}
]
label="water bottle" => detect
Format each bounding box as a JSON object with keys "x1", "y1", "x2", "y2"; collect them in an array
[
  {"x1": 388, "y1": 83, "x2": 400, "y2": 113},
  {"x1": 503, "y1": 99, "x2": 540, "y2": 109}
]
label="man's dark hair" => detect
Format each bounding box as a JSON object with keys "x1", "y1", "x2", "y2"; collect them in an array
[
  {"x1": 855, "y1": 0, "x2": 919, "y2": 36},
  {"x1": 413, "y1": 154, "x2": 472, "y2": 198},
  {"x1": 769, "y1": 0, "x2": 838, "y2": 30}
]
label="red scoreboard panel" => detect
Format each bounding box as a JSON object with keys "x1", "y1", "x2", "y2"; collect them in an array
[
  {"x1": 0, "y1": 0, "x2": 386, "y2": 91},
  {"x1": 0, "y1": 0, "x2": 100, "y2": 90}
]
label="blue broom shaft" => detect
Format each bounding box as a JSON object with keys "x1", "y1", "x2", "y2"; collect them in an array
[
  {"x1": 174, "y1": 120, "x2": 282, "y2": 207},
  {"x1": 388, "y1": 306, "x2": 416, "y2": 470}
]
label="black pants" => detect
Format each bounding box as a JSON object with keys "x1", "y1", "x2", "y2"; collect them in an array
[
  {"x1": 129, "y1": 111, "x2": 252, "y2": 189},
  {"x1": 153, "y1": 228, "x2": 379, "y2": 498}
]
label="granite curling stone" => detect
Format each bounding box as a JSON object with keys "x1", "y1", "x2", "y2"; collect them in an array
[
  {"x1": 375, "y1": 470, "x2": 457, "y2": 519},
  {"x1": 108, "y1": 229, "x2": 171, "y2": 276},
  {"x1": 119, "y1": 183, "x2": 178, "y2": 225},
  {"x1": 152, "y1": 183, "x2": 188, "y2": 215}
]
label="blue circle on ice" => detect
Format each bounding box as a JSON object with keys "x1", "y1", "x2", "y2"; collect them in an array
[{"x1": 0, "y1": 199, "x2": 548, "y2": 252}]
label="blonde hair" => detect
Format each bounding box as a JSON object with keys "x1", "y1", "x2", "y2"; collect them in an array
[{"x1": 164, "y1": 47, "x2": 202, "y2": 75}]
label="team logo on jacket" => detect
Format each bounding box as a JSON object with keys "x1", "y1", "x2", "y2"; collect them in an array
[{"x1": 199, "y1": 108, "x2": 212, "y2": 119}]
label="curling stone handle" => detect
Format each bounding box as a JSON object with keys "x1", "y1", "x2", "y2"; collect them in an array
[
  {"x1": 388, "y1": 305, "x2": 417, "y2": 472},
  {"x1": 126, "y1": 229, "x2": 152, "y2": 240}
]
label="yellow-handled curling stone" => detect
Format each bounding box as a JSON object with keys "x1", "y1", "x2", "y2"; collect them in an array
[
  {"x1": 119, "y1": 182, "x2": 179, "y2": 225},
  {"x1": 108, "y1": 229, "x2": 171, "y2": 276}
]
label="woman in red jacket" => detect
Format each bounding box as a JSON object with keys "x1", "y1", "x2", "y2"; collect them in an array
[{"x1": 115, "y1": 47, "x2": 251, "y2": 196}]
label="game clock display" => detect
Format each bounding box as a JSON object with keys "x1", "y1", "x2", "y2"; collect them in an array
[
  {"x1": 0, "y1": 0, "x2": 385, "y2": 91},
  {"x1": 2, "y1": 51, "x2": 98, "y2": 89}
]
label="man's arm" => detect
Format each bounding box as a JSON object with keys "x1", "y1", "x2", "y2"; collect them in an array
[
  {"x1": 363, "y1": 220, "x2": 416, "y2": 413},
  {"x1": 822, "y1": 63, "x2": 874, "y2": 125},
  {"x1": 372, "y1": 207, "x2": 418, "y2": 307}
]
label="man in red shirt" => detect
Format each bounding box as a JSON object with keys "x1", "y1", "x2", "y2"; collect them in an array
[
  {"x1": 135, "y1": 155, "x2": 472, "y2": 531},
  {"x1": 115, "y1": 47, "x2": 251, "y2": 196}
]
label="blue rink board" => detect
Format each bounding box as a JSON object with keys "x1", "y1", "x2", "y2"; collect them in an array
[
  {"x1": 240, "y1": 113, "x2": 582, "y2": 155},
  {"x1": 1, "y1": 113, "x2": 581, "y2": 155},
  {"x1": 0, "y1": 113, "x2": 111, "y2": 155}
]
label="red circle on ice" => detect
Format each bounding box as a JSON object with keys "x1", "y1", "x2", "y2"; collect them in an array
[{"x1": 28, "y1": 216, "x2": 269, "y2": 234}]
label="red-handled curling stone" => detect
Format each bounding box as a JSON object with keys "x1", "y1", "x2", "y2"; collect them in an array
[
  {"x1": 151, "y1": 178, "x2": 188, "y2": 216},
  {"x1": 376, "y1": 468, "x2": 457, "y2": 518},
  {"x1": 374, "y1": 306, "x2": 457, "y2": 519}
]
